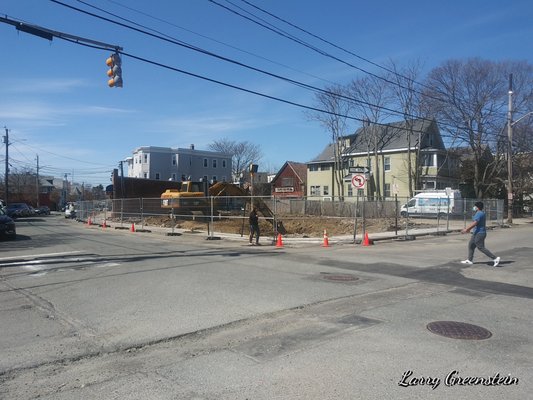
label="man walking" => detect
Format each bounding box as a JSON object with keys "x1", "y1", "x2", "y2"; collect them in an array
[
  {"x1": 249, "y1": 206, "x2": 260, "y2": 245},
  {"x1": 461, "y1": 201, "x2": 500, "y2": 266}
]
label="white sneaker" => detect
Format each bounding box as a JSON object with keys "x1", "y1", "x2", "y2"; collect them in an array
[
  {"x1": 493, "y1": 257, "x2": 501, "y2": 267},
  {"x1": 461, "y1": 260, "x2": 473, "y2": 265}
]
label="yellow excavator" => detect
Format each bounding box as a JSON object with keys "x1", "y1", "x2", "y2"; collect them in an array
[{"x1": 160, "y1": 181, "x2": 284, "y2": 233}]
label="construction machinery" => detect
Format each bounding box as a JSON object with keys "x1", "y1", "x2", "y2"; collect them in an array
[{"x1": 160, "y1": 181, "x2": 285, "y2": 233}]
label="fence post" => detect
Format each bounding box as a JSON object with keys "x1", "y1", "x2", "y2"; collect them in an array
[
  {"x1": 353, "y1": 195, "x2": 358, "y2": 243},
  {"x1": 273, "y1": 196, "x2": 277, "y2": 237},
  {"x1": 395, "y1": 194, "x2": 398, "y2": 236},
  {"x1": 120, "y1": 198, "x2": 124, "y2": 228},
  {"x1": 209, "y1": 195, "x2": 214, "y2": 239},
  {"x1": 405, "y1": 199, "x2": 410, "y2": 238},
  {"x1": 140, "y1": 198, "x2": 144, "y2": 230}
]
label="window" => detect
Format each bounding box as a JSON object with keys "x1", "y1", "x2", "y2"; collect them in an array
[
  {"x1": 143, "y1": 154, "x2": 148, "y2": 163},
  {"x1": 222, "y1": 176, "x2": 227, "y2": 182},
  {"x1": 143, "y1": 173, "x2": 147, "y2": 179},
  {"x1": 323, "y1": 185, "x2": 329, "y2": 196},
  {"x1": 212, "y1": 159, "x2": 217, "y2": 168},
  {"x1": 384, "y1": 183, "x2": 391, "y2": 197},
  {"x1": 320, "y1": 164, "x2": 330, "y2": 171},
  {"x1": 203, "y1": 158, "x2": 208, "y2": 167},
  {"x1": 155, "y1": 173, "x2": 160, "y2": 180},
  {"x1": 172, "y1": 156, "x2": 176, "y2": 166},
  {"x1": 309, "y1": 164, "x2": 319, "y2": 172},
  {"x1": 422, "y1": 181, "x2": 436, "y2": 189},
  {"x1": 222, "y1": 160, "x2": 226, "y2": 168},
  {"x1": 421, "y1": 154, "x2": 435, "y2": 167},
  {"x1": 347, "y1": 184, "x2": 353, "y2": 197},
  {"x1": 357, "y1": 189, "x2": 364, "y2": 197},
  {"x1": 171, "y1": 173, "x2": 177, "y2": 181},
  {"x1": 310, "y1": 185, "x2": 320, "y2": 196},
  {"x1": 384, "y1": 157, "x2": 391, "y2": 172},
  {"x1": 189, "y1": 157, "x2": 192, "y2": 166},
  {"x1": 212, "y1": 176, "x2": 217, "y2": 182},
  {"x1": 281, "y1": 177, "x2": 294, "y2": 187}
]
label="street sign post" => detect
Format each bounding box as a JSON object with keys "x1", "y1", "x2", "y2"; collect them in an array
[{"x1": 351, "y1": 174, "x2": 366, "y2": 189}]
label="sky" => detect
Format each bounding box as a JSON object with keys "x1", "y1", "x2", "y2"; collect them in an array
[{"x1": 1, "y1": 0, "x2": 532, "y2": 186}]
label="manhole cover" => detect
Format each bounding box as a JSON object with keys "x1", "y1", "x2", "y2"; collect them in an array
[
  {"x1": 427, "y1": 321, "x2": 492, "y2": 340},
  {"x1": 321, "y1": 273, "x2": 359, "y2": 282}
]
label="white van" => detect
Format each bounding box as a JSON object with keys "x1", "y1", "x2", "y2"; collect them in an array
[{"x1": 400, "y1": 189, "x2": 463, "y2": 218}]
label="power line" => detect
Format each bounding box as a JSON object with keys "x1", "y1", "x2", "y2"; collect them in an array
[
  {"x1": 207, "y1": 0, "x2": 449, "y2": 106},
  {"x1": 48, "y1": 1, "x2": 463, "y2": 133},
  {"x1": 234, "y1": 0, "x2": 437, "y2": 94},
  {"x1": 88, "y1": 0, "x2": 339, "y2": 87}
]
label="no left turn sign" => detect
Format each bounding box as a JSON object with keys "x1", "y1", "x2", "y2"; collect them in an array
[{"x1": 351, "y1": 174, "x2": 366, "y2": 189}]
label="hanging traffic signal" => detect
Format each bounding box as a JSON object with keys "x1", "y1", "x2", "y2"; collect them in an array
[{"x1": 106, "y1": 53, "x2": 123, "y2": 88}]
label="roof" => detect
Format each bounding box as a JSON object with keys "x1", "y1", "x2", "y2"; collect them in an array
[
  {"x1": 271, "y1": 161, "x2": 308, "y2": 184},
  {"x1": 346, "y1": 119, "x2": 442, "y2": 154},
  {"x1": 308, "y1": 143, "x2": 335, "y2": 163},
  {"x1": 309, "y1": 119, "x2": 443, "y2": 163}
]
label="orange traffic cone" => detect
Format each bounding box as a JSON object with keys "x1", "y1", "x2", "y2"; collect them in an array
[
  {"x1": 275, "y1": 233, "x2": 284, "y2": 248},
  {"x1": 87, "y1": 217, "x2": 92, "y2": 226},
  {"x1": 102, "y1": 220, "x2": 107, "y2": 229},
  {"x1": 322, "y1": 229, "x2": 330, "y2": 247},
  {"x1": 130, "y1": 223, "x2": 135, "y2": 232},
  {"x1": 362, "y1": 232, "x2": 372, "y2": 246}
]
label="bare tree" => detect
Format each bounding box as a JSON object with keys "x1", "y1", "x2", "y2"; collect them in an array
[
  {"x1": 422, "y1": 58, "x2": 515, "y2": 197},
  {"x1": 311, "y1": 84, "x2": 353, "y2": 200},
  {"x1": 208, "y1": 138, "x2": 263, "y2": 180},
  {"x1": 8, "y1": 167, "x2": 38, "y2": 204},
  {"x1": 386, "y1": 60, "x2": 425, "y2": 197},
  {"x1": 347, "y1": 75, "x2": 394, "y2": 199}
]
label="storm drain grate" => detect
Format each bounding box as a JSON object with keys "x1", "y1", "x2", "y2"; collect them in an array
[
  {"x1": 320, "y1": 273, "x2": 359, "y2": 282},
  {"x1": 427, "y1": 321, "x2": 492, "y2": 340}
]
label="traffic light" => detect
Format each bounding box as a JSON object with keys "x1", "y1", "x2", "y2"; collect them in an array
[{"x1": 106, "y1": 53, "x2": 123, "y2": 88}]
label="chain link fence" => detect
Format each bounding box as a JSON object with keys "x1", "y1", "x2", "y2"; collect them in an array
[{"x1": 74, "y1": 195, "x2": 505, "y2": 241}]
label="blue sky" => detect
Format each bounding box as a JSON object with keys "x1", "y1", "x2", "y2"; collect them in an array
[{"x1": 1, "y1": 0, "x2": 532, "y2": 186}]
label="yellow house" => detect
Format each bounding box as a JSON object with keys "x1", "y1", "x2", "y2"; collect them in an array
[{"x1": 307, "y1": 119, "x2": 460, "y2": 200}]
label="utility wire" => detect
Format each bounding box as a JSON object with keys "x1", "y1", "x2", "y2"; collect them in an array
[
  {"x1": 58, "y1": 34, "x2": 467, "y2": 142},
  {"x1": 208, "y1": 0, "x2": 448, "y2": 105},
  {"x1": 91, "y1": 0, "x2": 339, "y2": 87},
  {"x1": 235, "y1": 0, "x2": 437, "y2": 94},
  {"x1": 50, "y1": 0, "x2": 465, "y2": 134}
]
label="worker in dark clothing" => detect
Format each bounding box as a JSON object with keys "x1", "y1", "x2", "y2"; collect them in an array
[{"x1": 249, "y1": 206, "x2": 260, "y2": 245}]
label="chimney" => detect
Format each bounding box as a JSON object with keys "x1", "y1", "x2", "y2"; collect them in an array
[{"x1": 190, "y1": 144, "x2": 195, "y2": 150}]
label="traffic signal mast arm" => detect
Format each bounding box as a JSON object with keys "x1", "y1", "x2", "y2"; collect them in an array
[
  {"x1": 0, "y1": 15, "x2": 123, "y2": 87},
  {"x1": 0, "y1": 16, "x2": 122, "y2": 52}
]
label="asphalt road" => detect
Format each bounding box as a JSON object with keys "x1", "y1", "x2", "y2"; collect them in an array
[{"x1": 1, "y1": 214, "x2": 532, "y2": 399}]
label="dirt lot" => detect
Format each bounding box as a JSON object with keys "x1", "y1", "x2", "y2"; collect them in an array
[{"x1": 143, "y1": 214, "x2": 403, "y2": 238}]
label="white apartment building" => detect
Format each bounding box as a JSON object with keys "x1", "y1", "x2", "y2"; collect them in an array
[{"x1": 126, "y1": 145, "x2": 232, "y2": 183}]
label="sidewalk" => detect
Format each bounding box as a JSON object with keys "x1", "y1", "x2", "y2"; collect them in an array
[{"x1": 96, "y1": 216, "x2": 533, "y2": 247}]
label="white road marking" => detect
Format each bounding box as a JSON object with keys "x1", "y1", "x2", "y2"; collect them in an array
[
  {"x1": 22, "y1": 265, "x2": 43, "y2": 271},
  {"x1": 0, "y1": 251, "x2": 82, "y2": 262}
]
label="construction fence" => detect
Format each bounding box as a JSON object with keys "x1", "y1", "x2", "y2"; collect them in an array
[{"x1": 75, "y1": 196, "x2": 505, "y2": 240}]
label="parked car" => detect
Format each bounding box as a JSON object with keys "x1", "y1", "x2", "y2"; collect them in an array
[
  {"x1": 5, "y1": 203, "x2": 32, "y2": 218},
  {"x1": 37, "y1": 206, "x2": 51, "y2": 215},
  {"x1": 0, "y1": 207, "x2": 16, "y2": 239}
]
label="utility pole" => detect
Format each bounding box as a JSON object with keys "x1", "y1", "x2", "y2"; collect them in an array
[
  {"x1": 119, "y1": 161, "x2": 125, "y2": 198},
  {"x1": 36, "y1": 154, "x2": 40, "y2": 207},
  {"x1": 507, "y1": 74, "x2": 513, "y2": 224},
  {"x1": 3, "y1": 127, "x2": 8, "y2": 204}
]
